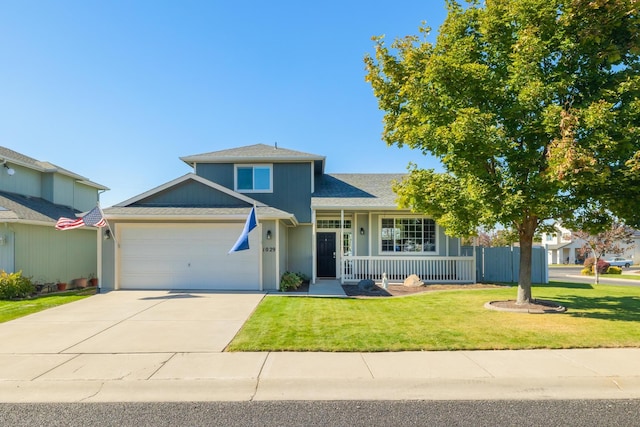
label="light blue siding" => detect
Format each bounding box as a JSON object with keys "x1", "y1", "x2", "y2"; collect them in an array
[
  {"x1": 261, "y1": 220, "x2": 277, "y2": 290},
  {"x1": 288, "y1": 225, "x2": 312, "y2": 277}
]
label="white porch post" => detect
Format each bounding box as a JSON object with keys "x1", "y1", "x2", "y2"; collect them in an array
[
  {"x1": 312, "y1": 209, "x2": 317, "y2": 284},
  {"x1": 340, "y1": 209, "x2": 344, "y2": 284},
  {"x1": 368, "y1": 212, "x2": 372, "y2": 256}
]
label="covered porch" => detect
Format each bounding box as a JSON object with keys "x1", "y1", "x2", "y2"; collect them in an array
[{"x1": 340, "y1": 255, "x2": 476, "y2": 284}]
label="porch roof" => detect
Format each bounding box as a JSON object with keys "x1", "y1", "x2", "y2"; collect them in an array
[
  {"x1": 103, "y1": 205, "x2": 298, "y2": 225},
  {"x1": 312, "y1": 173, "x2": 405, "y2": 210},
  {"x1": 0, "y1": 191, "x2": 80, "y2": 225}
]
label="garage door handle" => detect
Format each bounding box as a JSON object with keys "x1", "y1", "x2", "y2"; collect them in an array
[{"x1": 333, "y1": 252, "x2": 336, "y2": 259}]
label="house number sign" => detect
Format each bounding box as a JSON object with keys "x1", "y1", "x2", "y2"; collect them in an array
[{"x1": 263, "y1": 247, "x2": 276, "y2": 252}]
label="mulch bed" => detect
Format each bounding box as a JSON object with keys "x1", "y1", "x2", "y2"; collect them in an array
[{"x1": 342, "y1": 283, "x2": 507, "y2": 298}]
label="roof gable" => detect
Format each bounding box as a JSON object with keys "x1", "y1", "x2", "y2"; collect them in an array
[{"x1": 115, "y1": 173, "x2": 266, "y2": 208}]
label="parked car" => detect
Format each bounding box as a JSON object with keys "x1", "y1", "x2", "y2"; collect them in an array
[{"x1": 605, "y1": 257, "x2": 634, "y2": 268}]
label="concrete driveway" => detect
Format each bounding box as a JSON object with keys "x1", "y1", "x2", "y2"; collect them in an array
[{"x1": 0, "y1": 290, "x2": 265, "y2": 354}]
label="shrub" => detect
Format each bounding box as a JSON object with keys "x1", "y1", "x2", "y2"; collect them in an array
[
  {"x1": 583, "y1": 258, "x2": 611, "y2": 275},
  {"x1": 0, "y1": 270, "x2": 35, "y2": 300},
  {"x1": 583, "y1": 257, "x2": 595, "y2": 270},
  {"x1": 596, "y1": 259, "x2": 610, "y2": 274},
  {"x1": 607, "y1": 266, "x2": 623, "y2": 275},
  {"x1": 580, "y1": 267, "x2": 593, "y2": 276},
  {"x1": 280, "y1": 272, "x2": 303, "y2": 291}
]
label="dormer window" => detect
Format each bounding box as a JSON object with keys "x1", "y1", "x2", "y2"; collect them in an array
[{"x1": 235, "y1": 164, "x2": 273, "y2": 193}]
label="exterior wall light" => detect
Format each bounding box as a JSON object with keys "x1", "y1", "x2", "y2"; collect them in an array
[
  {"x1": 3, "y1": 162, "x2": 14, "y2": 176},
  {"x1": 360, "y1": 227, "x2": 365, "y2": 236},
  {"x1": 266, "y1": 230, "x2": 272, "y2": 240}
]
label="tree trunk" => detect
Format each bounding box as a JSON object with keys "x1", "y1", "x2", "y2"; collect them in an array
[{"x1": 516, "y1": 217, "x2": 537, "y2": 305}]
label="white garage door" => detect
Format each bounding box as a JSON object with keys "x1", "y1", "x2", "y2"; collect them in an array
[{"x1": 119, "y1": 224, "x2": 261, "y2": 290}]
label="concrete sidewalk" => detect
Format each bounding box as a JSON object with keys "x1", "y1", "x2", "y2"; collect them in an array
[{"x1": 0, "y1": 290, "x2": 639, "y2": 402}]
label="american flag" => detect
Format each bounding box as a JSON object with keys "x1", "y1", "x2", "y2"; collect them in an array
[{"x1": 55, "y1": 206, "x2": 107, "y2": 230}]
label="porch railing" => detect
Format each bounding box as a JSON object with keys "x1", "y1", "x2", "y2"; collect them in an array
[{"x1": 341, "y1": 256, "x2": 476, "y2": 284}]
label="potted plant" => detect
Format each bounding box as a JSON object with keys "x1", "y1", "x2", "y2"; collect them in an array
[
  {"x1": 88, "y1": 274, "x2": 98, "y2": 287},
  {"x1": 72, "y1": 277, "x2": 88, "y2": 288},
  {"x1": 56, "y1": 280, "x2": 67, "y2": 291}
]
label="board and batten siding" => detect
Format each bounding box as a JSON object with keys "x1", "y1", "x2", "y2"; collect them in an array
[
  {"x1": 0, "y1": 165, "x2": 41, "y2": 199},
  {"x1": 0, "y1": 228, "x2": 15, "y2": 273},
  {"x1": 195, "y1": 162, "x2": 313, "y2": 223},
  {"x1": 194, "y1": 164, "x2": 234, "y2": 190},
  {"x1": 13, "y1": 223, "x2": 97, "y2": 284},
  {"x1": 132, "y1": 180, "x2": 248, "y2": 207}
]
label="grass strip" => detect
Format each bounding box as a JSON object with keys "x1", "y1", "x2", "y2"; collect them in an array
[{"x1": 0, "y1": 289, "x2": 96, "y2": 323}]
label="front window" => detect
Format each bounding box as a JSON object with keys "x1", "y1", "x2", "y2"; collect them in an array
[
  {"x1": 235, "y1": 165, "x2": 272, "y2": 192},
  {"x1": 381, "y1": 217, "x2": 436, "y2": 253}
]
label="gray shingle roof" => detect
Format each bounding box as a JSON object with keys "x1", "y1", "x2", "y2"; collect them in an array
[
  {"x1": 0, "y1": 191, "x2": 80, "y2": 224},
  {"x1": 180, "y1": 144, "x2": 326, "y2": 173},
  {"x1": 312, "y1": 173, "x2": 406, "y2": 209}
]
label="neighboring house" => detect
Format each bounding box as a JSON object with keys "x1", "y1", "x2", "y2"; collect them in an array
[
  {"x1": 542, "y1": 225, "x2": 640, "y2": 265},
  {"x1": 101, "y1": 144, "x2": 474, "y2": 291},
  {"x1": 0, "y1": 146, "x2": 108, "y2": 283}
]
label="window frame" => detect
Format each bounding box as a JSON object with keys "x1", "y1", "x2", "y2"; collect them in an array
[
  {"x1": 234, "y1": 164, "x2": 273, "y2": 193},
  {"x1": 378, "y1": 216, "x2": 438, "y2": 255}
]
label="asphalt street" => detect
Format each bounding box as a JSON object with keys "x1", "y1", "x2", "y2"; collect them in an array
[
  {"x1": 548, "y1": 266, "x2": 640, "y2": 287},
  {"x1": 2, "y1": 400, "x2": 640, "y2": 427}
]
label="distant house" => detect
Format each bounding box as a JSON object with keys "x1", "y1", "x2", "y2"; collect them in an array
[
  {"x1": 101, "y1": 144, "x2": 475, "y2": 291},
  {"x1": 542, "y1": 225, "x2": 640, "y2": 265},
  {"x1": 0, "y1": 147, "x2": 108, "y2": 283}
]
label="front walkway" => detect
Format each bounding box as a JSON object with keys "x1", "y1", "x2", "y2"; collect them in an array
[{"x1": 308, "y1": 279, "x2": 346, "y2": 297}]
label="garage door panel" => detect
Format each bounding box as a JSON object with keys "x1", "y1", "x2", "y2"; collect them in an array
[{"x1": 119, "y1": 224, "x2": 260, "y2": 290}]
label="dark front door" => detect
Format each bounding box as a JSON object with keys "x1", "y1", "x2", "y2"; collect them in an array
[{"x1": 316, "y1": 232, "x2": 336, "y2": 277}]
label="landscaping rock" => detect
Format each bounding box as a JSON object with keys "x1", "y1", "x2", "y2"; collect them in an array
[
  {"x1": 403, "y1": 274, "x2": 424, "y2": 287},
  {"x1": 357, "y1": 279, "x2": 376, "y2": 291}
]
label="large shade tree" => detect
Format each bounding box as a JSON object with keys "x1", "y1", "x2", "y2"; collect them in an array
[{"x1": 365, "y1": 0, "x2": 640, "y2": 304}]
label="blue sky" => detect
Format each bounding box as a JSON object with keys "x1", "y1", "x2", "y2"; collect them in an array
[{"x1": 1, "y1": 1, "x2": 448, "y2": 207}]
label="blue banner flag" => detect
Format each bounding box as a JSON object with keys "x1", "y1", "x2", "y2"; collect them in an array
[{"x1": 228, "y1": 206, "x2": 257, "y2": 253}]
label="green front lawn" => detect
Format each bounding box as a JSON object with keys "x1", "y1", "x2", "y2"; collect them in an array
[
  {"x1": 607, "y1": 274, "x2": 640, "y2": 280},
  {"x1": 0, "y1": 289, "x2": 95, "y2": 323},
  {"x1": 228, "y1": 282, "x2": 640, "y2": 352}
]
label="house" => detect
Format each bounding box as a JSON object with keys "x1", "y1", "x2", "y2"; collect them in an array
[
  {"x1": 542, "y1": 225, "x2": 640, "y2": 264},
  {"x1": 100, "y1": 144, "x2": 475, "y2": 291},
  {"x1": 0, "y1": 146, "x2": 108, "y2": 284}
]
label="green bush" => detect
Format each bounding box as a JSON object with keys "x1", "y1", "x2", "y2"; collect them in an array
[
  {"x1": 280, "y1": 272, "x2": 303, "y2": 291},
  {"x1": 580, "y1": 267, "x2": 593, "y2": 276},
  {"x1": 607, "y1": 266, "x2": 623, "y2": 275},
  {"x1": 0, "y1": 271, "x2": 35, "y2": 300}
]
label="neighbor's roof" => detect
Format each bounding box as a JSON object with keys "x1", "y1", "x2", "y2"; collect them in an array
[
  {"x1": 312, "y1": 173, "x2": 406, "y2": 209},
  {"x1": 180, "y1": 143, "x2": 326, "y2": 173},
  {"x1": 0, "y1": 146, "x2": 109, "y2": 190},
  {"x1": 0, "y1": 191, "x2": 81, "y2": 225}
]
